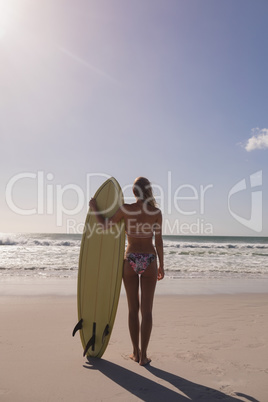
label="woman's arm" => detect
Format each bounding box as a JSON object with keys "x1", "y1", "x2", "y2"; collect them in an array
[
  {"x1": 89, "y1": 198, "x2": 124, "y2": 229},
  {"x1": 154, "y1": 211, "x2": 164, "y2": 280}
]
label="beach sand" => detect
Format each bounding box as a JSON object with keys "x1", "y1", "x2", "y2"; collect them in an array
[{"x1": 0, "y1": 291, "x2": 267, "y2": 401}]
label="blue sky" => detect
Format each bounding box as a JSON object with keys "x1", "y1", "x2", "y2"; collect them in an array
[{"x1": 1, "y1": 0, "x2": 267, "y2": 235}]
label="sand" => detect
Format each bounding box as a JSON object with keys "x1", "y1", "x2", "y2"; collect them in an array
[{"x1": 0, "y1": 291, "x2": 267, "y2": 401}]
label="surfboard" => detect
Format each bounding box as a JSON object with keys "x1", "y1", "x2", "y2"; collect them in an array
[{"x1": 72, "y1": 177, "x2": 125, "y2": 358}]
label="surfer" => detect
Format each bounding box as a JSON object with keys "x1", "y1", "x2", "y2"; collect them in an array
[{"x1": 89, "y1": 177, "x2": 164, "y2": 366}]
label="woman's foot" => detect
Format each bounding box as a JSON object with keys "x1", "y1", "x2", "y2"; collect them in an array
[
  {"x1": 129, "y1": 349, "x2": 140, "y2": 362},
  {"x1": 139, "y1": 356, "x2": 151, "y2": 366}
]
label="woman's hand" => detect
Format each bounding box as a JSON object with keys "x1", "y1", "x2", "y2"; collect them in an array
[
  {"x1": 157, "y1": 266, "x2": 165, "y2": 281},
  {"x1": 89, "y1": 198, "x2": 97, "y2": 211}
]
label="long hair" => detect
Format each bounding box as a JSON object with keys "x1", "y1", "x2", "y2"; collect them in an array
[{"x1": 133, "y1": 177, "x2": 157, "y2": 208}]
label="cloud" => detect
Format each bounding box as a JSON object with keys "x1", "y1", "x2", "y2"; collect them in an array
[{"x1": 244, "y1": 128, "x2": 268, "y2": 152}]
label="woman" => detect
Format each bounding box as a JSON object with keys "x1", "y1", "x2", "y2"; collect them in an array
[{"x1": 89, "y1": 177, "x2": 164, "y2": 366}]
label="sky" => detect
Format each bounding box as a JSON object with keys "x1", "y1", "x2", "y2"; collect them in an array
[{"x1": 0, "y1": 0, "x2": 268, "y2": 236}]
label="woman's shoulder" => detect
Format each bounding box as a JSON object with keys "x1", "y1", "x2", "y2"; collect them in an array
[
  {"x1": 154, "y1": 208, "x2": 162, "y2": 222},
  {"x1": 148, "y1": 204, "x2": 162, "y2": 215}
]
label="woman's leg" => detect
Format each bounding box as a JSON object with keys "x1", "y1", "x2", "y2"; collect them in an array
[
  {"x1": 123, "y1": 259, "x2": 140, "y2": 361},
  {"x1": 140, "y1": 259, "x2": 157, "y2": 366}
]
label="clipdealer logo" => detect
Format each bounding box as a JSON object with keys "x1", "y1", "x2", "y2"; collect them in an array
[
  {"x1": 5, "y1": 170, "x2": 263, "y2": 234},
  {"x1": 228, "y1": 171, "x2": 262, "y2": 232},
  {"x1": 4, "y1": 171, "x2": 214, "y2": 234}
]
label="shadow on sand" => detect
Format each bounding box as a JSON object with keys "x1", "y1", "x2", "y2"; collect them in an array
[{"x1": 84, "y1": 358, "x2": 259, "y2": 402}]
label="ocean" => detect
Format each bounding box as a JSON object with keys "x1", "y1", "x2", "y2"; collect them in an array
[{"x1": 0, "y1": 233, "x2": 268, "y2": 280}]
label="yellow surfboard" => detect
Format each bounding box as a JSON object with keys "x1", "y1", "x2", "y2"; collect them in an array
[{"x1": 72, "y1": 177, "x2": 125, "y2": 358}]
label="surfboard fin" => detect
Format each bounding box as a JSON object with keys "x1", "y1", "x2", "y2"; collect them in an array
[
  {"x1": 83, "y1": 322, "x2": 96, "y2": 356},
  {"x1": 102, "y1": 324, "x2": 110, "y2": 343},
  {"x1": 72, "y1": 319, "x2": 83, "y2": 337}
]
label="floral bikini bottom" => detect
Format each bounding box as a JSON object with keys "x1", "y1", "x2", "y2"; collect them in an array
[{"x1": 126, "y1": 253, "x2": 156, "y2": 275}]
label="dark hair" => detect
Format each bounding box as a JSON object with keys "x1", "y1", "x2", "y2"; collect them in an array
[{"x1": 133, "y1": 177, "x2": 157, "y2": 208}]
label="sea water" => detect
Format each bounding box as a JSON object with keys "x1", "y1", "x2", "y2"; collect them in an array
[{"x1": 0, "y1": 233, "x2": 267, "y2": 280}]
